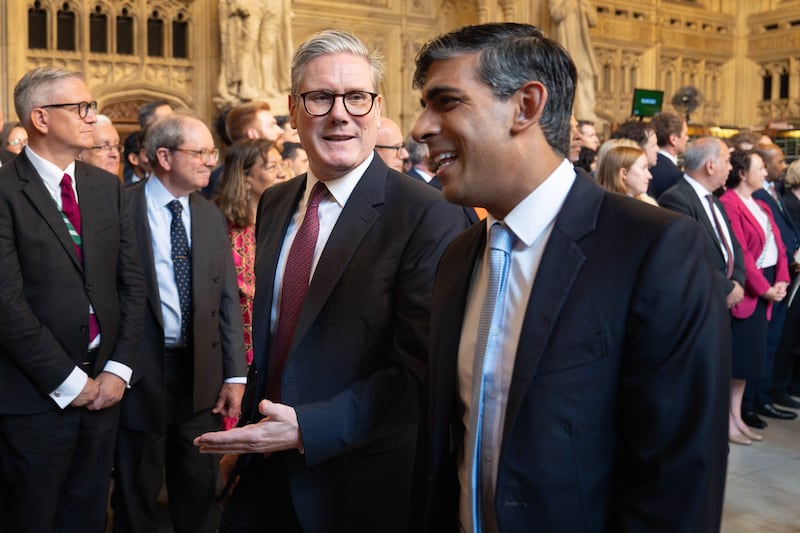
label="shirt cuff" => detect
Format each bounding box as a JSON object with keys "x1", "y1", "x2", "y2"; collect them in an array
[
  {"x1": 223, "y1": 377, "x2": 247, "y2": 384},
  {"x1": 50, "y1": 366, "x2": 89, "y2": 409},
  {"x1": 102, "y1": 360, "x2": 133, "y2": 388}
]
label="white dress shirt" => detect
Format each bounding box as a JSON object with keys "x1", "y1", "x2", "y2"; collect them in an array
[
  {"x1": 682, "y1": 174, "x2": 735, "y2": 267},
  {"x1": 270, "y1": 153, "x2": 373, "y2": 335},
  {"x1": 457, "y1": 159, "x2": 576, "y2": 532}
]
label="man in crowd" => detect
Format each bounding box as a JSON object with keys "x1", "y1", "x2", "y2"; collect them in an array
[
  {"x1": 649, "y1": 110, "x2": 689, "y2": 198},
  {"x1": 659, "y1": 137, "x2": 745, "y2": 309},
  {"x1": 375, "y1": 116, "x2": 410, "y2": 172},
  {"x1": 113, "y1": 112, "x2": 247, "y2": 533},
  {"x1": 611, "y1": 119, "x2": 659, "y2": 167},
  {"x1": 405, "y1": 136, "x2": 437, "y2": 186},
  {"x1": 282, "y1": 141, "x2": 309, "y2": 177},
  {"x1": 194, "y1": 29, "x2": 468, "y2": 532},
  {"x1": 751, "y1": 142, "x2": 800, "y2": 418},
  {"x1": 78, "y1": 114, "x2": 122, "y2": 178},
  {"x1": 138, "y1": 99, "x2": 173, "y2": 129},
  {"x1": 122, "y1": 130, "x2": 149, "y2": 185},
  {"x1": 202, "y1": 101, "x2": 284, "y2": 198},
  {"x1": 577, "y1": 119, "x2": 600, "y2": 150},
  {"x1": 0, "y1": 67, "x2": 145, "y2": 532},
  {"x1": 412, "y1": 23, "x2": 729, "y2": 532}
]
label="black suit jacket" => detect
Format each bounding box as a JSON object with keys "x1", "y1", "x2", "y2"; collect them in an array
[
  {"x1": 241, "y1": 156, "x2": 469, "y2": 532},
  {"x1": 754, "y1": 184, "x2": 800, "y2": 266},
  {"x1": 0, "y1": 149, "x2": 17, "y2": 165},
  {"x1": 120, "y1": 179, "x2": 247, "y2": 432},
  {"x1": 0, "y1": 152, "x2": 145, "y2": 414},
  {"x1": 648, "y1": 152, "x2": 683, "y2": 198},
  {"x1": 659, "y1": 176, "x2": 746, "y2": 296},
  {"x1": 424, "y1": 175, "x2": 730, "y2": 532}
]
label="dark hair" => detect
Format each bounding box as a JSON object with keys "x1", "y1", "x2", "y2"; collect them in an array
[
  {"x1": 650, "y1": 112, "x2": 685, "y2": 147},
  {"x1": 276, "y1": 115, "x2": 291, "y2": 128},
  {"x1": 216, "y1": 138, "x2": 276, "y2": 228},
  {"x1": 576, "y1": 147, "x2": 596, "y2": 174},
  {"x1": 413, "y1": 23, "x2": 575, "y2": 156},
  {"x1": 214, "y1": 107, "x2": 232, "y2": 147},
  {"x1": 726, "y1": 149, "x2": 761, "y2": 189},
  {"x1": 611, "y1": 120, "x2": 653, "y2": 149},
  {"x1": 137, "y1": 100, "x2": 171, "y2": 128},
  {"x1": 281, "y1": 141, "x2": 303, "y2": 161}
]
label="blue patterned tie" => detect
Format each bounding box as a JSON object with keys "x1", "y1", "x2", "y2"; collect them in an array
[
  {"x1": 468, "y1": 222, "x2": 513, "y2": 533},
  {"x1": 167, "y1": 200, "x2": 192, "y2": 346}
]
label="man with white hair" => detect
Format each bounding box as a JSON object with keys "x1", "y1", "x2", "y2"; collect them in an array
[{"x1": 79, "y1": 114, "x2": 123, "y2": 177}]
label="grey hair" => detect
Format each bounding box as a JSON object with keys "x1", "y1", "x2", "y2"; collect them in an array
[
  {"x1": 405, "y1": 135, "x2": 429, "y2": 165},
  {"x1": 14, "y1": 67, "x2": 85, "y2": 129},
  {"x1": 683, "y1": 136, "x2": 725, "y2": 172},
  {"x1": 291, "y1": 30, "x2": 385, "y2": 94},
  {"x1": 413, "y1": 23, "x2": 576, "y2": 157},
  {"x1": 143, "y1": 110, "x2": 201, "y2": 169}
]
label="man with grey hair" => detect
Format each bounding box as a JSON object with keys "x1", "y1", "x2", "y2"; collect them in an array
[
  {"x1": 113, "y1": 112, "x2": 247, "y2": 533},
  {"x1": 405, "y1": 135, "x2": 437, "y2": 185},
  {"x1": 660, "y1": 137, "x2": 745, "y2": 308},
  {"x1": 0, "y1": 67, "x2": 145, "y2": 532},
  {"x1": 194, "y1": 29, "x2": 468, "y2": 532},
  {"x1": 78, "y1": 114, "x2": 123, "y2": 177}
]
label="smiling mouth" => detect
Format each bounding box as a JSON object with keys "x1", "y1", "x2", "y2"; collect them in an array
[
  {"x1": 431, "y1": 152, "x2": 457, "y2": 173},
  {"x1": 323, "y1": 134, "x2": 355, "y2": 142}
]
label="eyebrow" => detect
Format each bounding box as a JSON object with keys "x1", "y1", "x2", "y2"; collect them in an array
[{"x1": 419, "y1": 85, "x2": 461, "y2": 107}]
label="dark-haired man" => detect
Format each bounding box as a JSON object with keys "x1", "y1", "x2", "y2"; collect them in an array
[
  {"x1": 412, "y1": 22, "x2": 729, "y2": 532},
  {"x1": 649, "y1": 111, "x2": 688, "y2": 198}
]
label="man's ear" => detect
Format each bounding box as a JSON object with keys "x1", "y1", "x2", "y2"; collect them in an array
[
  {"x1": 156, "y1": 147, "x2": 172, "y2": 171},
  {"x1": 511, "y1": 81, "x2": 547, "y2": 135}
]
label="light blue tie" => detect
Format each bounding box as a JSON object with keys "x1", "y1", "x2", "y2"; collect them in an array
[{"x1": 469, "y1": 222, "x2": 513, "y2": 533}]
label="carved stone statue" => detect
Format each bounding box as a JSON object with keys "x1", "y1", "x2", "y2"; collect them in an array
[
  {"x1": 217, "y1": 0, "x2": 293, "y2": 110},
  {"x1": 550, "y1": 0, "x2": 599, "y2": 122}
]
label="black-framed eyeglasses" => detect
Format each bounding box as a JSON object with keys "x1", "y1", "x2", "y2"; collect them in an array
[
  {"x1": 40, "y1": 101, "x2": 98, "y2": 119},
  {"x1": 375, "y1": 143, "x2": 407, "y2": 158},
  {"x1": 90, "y1": 143, "x2": 124, "y2": 154},
  {"x1": 171, "y1": 147, "x2": 220, "y2": 164},
  {"x1": 297, "y1": 91, "x2": 378, "y2": 117}
]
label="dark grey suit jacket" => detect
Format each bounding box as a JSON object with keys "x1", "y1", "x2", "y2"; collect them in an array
[
  {"x1": 659, "y1": 176, "x2": 746, "y2": 297},
  {"x1": 241, "y1": 155, "x2": 469, "y2": 532},
  {"x1": 0, "y1": 152, "x2": 145, "y2": 414},
  {"x1": 424, "y1": 175, "x2": 730, "y2": 532},
  {"x1": 648, "y1": 152, "x2": 683, "y2": 198},
  {"x1": 120, "y1": 179, "x2": 247, "y2": 432}
]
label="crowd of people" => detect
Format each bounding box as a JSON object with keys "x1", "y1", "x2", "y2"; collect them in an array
[{"x1": 0, "y1": 20, "x2": 795, "y2": 533}]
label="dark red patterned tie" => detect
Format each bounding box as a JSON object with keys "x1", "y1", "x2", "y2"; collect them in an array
[
  {"x1": 266, "y1": 181, "x2": 329, "y2": 401},
  {"x1": 61, "y1": 174, "x2": 100, "y2": 344}
]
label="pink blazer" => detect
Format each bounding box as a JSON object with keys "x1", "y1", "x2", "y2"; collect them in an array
[{"x1": 719, "y1": 189, "x2": 790, "y2": 319}]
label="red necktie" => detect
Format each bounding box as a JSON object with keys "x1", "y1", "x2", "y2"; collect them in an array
[
  {"x1": 61, "y1": 174, "x2": 100, "y2": 344},
  {"x1": 266, "y1": 181, "x2": 329, "y2": 401}
]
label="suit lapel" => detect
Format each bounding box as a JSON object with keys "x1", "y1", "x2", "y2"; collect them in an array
[
  {"x1": 679, "y1": 179, "x2": 727, "y2": 264},
  {"x1": 289, "y1": 161, "x2": 384, "y2": 354},
  {"x1": 502, "y1": 176, "x2": 596, "y2": 443},
  {"x1": 16, "y1": 153, "x2": 82, "y2": 270}
]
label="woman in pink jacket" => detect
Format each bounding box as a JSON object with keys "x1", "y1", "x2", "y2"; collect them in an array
[{"x1": 720, "y1": 149, "x2": 790, "y2": 445}]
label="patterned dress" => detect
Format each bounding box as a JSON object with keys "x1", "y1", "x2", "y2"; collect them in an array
[{"x1": 225, "y1": 221, "x2": 256, "y2": 429}]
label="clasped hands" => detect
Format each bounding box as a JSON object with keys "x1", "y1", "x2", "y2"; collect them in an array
[{"x1": 70, "y1": 371, "x2": 126, "y2": 410}]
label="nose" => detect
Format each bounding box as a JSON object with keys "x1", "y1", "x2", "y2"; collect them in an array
[
  {"x1": 399, "y1": 147, "x2": 410, "y2": 161},
  {"x1": 329, "y1": 95, "x2": 349, "y2": 122},
  {"x1": 411, "y1": 108, "x2": 439, "y2": 143}
]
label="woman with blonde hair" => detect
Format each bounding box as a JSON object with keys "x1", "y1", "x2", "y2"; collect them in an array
[
  {"x1": 595, "y1": 144, "x2": 657, "y2": 205},
  {"x1": 215, "y1": 138, "x2": 287, "y2": 428}
]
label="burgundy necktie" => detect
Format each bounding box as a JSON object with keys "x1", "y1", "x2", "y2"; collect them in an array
[
  {"x1": 61, "y1": 174, "x2": 100, "y2": 344},
  {"x1": 706, "y1": 194, "x2": 734, "y2": 279},
  {"x1": 266, "y1": 181, "x2": 329, "y2": 401}
]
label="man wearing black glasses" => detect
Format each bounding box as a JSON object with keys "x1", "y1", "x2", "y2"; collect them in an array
[
  {"x1": 194, "y1": 29, "x2": 468, "y2": 532},
  {"x1": 0, "y1": 68, "x2": 145, "y2": 532},
  {"x1": 114, "y1": 111, "x2": 247, "y2": 533}
]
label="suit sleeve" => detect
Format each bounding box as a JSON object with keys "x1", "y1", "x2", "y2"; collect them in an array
[
  {"x1": 659, "y1": 190, "x2": 739, "y2": 297},
  {"x1": 295, "y1": 197, "x2": 467, "y2": 467},
  {"x1": 0, "y1": 192, "x2": 77, "y2": 393},
  {"x1": 615, "y1": 216, "x2": 729, "y2": 532},
  {"x1": 108, "y1": 178, "x2": 146, "y2": 369}
]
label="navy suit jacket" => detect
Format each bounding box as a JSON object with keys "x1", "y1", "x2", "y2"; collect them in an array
[
  {"x1": 240, "y1": 155, "x2": 470, "y2": 532},
  {"x1": 424, "y1": 175, "x2": 729, "y2": 532},
  {"x1": 659, "y1": 176, "x2": 746, "y2": 297},
  {"x1": 0, "y1": 152, "x2": 145, "y2": 414},
  {"x1": 120, "y1": 180, "x2": 247, "y2": 432},
  {"x1": 648, "y1": 152, "x2": 683, "y2": 198},
  {"x1": 753, "y1": 184, "x2": 800, "y2": 266}
]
